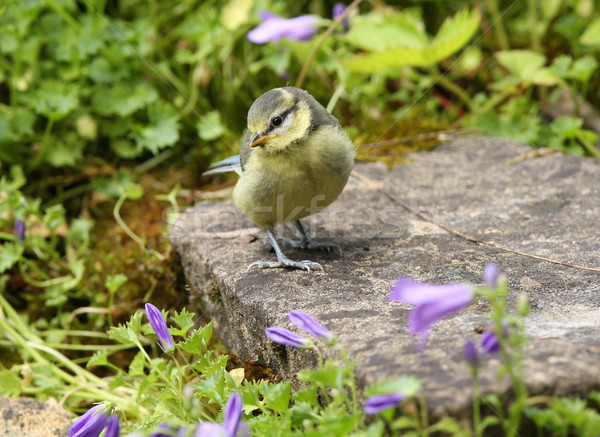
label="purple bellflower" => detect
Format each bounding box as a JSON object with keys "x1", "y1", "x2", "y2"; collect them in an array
[
  {"x1": 145, "y1": 303, "x2": 174, "y2": 351},
  {"x1": 481, "y1": 330, "x2": 500, "y2": 354},
  {"x1": 265, "y1": 327, "x2": 312, "y2": 348},
  {"x1": 464, "y1": 339, "x2": 479, "y2": 367},
  {"x1": 332, "y1": 3, "x2": 349, "y2": 32},
  {"x1": 69, "y1": 404, "x2": 110, "y2": 437},
  {"x1": 364, "y1": 392, "x2": 405, "y2": 414},
  {"x1": 151, "y1": 424, "x2": 186, "y2": 437},
  {"x1": 289, "y1": 311, "x2": 336, "y2": 344},
  {"x1": 247, "y1": 11, "x2": 318, "y2": 44},
  {"x1": 389, "y1": 278, "x2": 474, "y2": 352},
  {"x1": 105, "y1": 415, "x2": 120, "y2": 437},
  {"x1": 483, "y1": 263, "x2": 500, "y2": 288},
  {"x1": 14, "y1": 219, "x2": 25, "y2": 244},
  {"x1": 195, "y1": 393, "x2": 247, "y2": 437},
  {"x1": 222, "y1": 392, "x2": 243, "y2": 437}
]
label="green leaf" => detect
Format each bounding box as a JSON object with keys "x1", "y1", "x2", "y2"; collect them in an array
[
  {"x1": 0, "y1": 369, "x2": 21, "y2": 397},
  {"x1": 45, "y1": 136, "x2": 84, "y2": 167},
  {"x1": 31, "y1": 81, "x2": 79, "y2": 119},
  {"x1": 496, "y1": 50, "x2": 547, "y2": 80},
  {"x1": 344, "y1": 12, "x2": 428, "y2": 52},
  {"x1": 108, "y1": 372, "x2": 126, "y2": 390},
  {"x1": 0, "y1": 243, "x2": 24, "y2": 273},
  {"x1": 260, "y1": 381, "x2": 291, "y2": 413},
  {"x1": 129, "y1": 351, "x2": 146, "y2": 376},
  {"x1": 122, "y1": 182, "x2": 144, "y2": 200},
  {"x1": 342, "y1": 9, "x2": 480, "y2": 72},
  {"x1": 428, "y1": 416, "x2": 462, "y2": 434},
  {"x1": 178, "y1": 322, "x2": 213, "y2": 354},
  {"x1": 132, "y1": 102, "x2": 180, "y2": 154},
  {"x1": 580, "y1": 16, "x2": 600, "y2": 46},
  {"x1": 105, "y1": 273, "x2": 128, "y2": 293},
  {"x1": 297, "y1": 365, "x2": 345, "y2": 390},
  {"x1": 87, "y1": 350, "x2": 109, "y2": 368},
  {"x1": 93, "y1": 83, "x2": 158, "y2": 117},
  {"x1": 570, "y1": 55, "x2": 599, "y2": 83},
  {"x1": 365, "y1": 375, "x2": 422, "y2": 398},
  {"x1": 171, "y1": 308, "x2": 196, "y2": 337},
  {"x1": 197, "y1": 111, "x2": 225, "y2": 141}
]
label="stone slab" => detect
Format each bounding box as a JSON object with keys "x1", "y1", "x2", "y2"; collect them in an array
[
  {"x1": 170, "y1": 136, "x2": 600, "y2": 417},
  {"x1": 0, "y1": 396, "x2": 72, "y2": 436}
]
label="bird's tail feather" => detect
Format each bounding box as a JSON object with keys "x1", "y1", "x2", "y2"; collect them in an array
[{"x1": 203, "y1": 155, "x2": 242, "y2": 176}]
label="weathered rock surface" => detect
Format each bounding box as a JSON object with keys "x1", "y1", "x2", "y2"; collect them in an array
[
  {"x1": 0, "y1": 396, "x2": 72, "y2": 436},
  {"x1": 170, "y1": 136, "x2": 600, "y2": 417}
]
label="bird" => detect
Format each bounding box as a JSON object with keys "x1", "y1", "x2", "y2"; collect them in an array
[{"x1": 204, "y1": 87, "x2": 355, "y2": 272}]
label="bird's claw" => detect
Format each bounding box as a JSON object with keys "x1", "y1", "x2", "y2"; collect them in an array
[
  {"x1": 278, "y1": 238, "x2": 342, "y2": 255},
  {"x1": 247, "y1": 257, "x2": 324, "y2": 272}
]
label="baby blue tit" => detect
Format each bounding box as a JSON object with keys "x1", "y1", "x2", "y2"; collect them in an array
[{"x1": 205, "y1": 87, "x2": 355, "y2": 272}]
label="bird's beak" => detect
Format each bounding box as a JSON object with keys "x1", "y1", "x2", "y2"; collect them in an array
[{"x1": 249, "y1": 133, "x2": 277, "y2": 148}]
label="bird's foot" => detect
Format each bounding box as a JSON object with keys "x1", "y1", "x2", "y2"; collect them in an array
[
  {"x1": 278, "y1": 238, "x2": 342, "y2": 255},
  {"x1": 247, "y1": 257, "x2": 324, "y2": 272}
]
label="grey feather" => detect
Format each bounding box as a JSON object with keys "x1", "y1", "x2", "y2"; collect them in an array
[{"x1": 202, "y1": 155, "x2": 241, "y2": 176}]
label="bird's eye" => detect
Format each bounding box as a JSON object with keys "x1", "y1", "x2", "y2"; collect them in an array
[{"x1": 271, "y1": 116, "x2": 283, "y2": 127}]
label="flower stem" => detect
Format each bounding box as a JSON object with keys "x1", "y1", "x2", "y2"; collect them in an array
[{"x1": 295, "y1": 0, "x2": 364, "y2": 89}]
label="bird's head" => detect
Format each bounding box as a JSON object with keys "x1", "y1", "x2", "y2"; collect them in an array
[{"x1": 246, "y1": 87, "x2": 314, "y2": 153}]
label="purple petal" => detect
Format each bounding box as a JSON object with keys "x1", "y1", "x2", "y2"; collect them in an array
[
  {"x1": 151, "y1": 424, "x2": 186, "y2": 437},
  {"x1": 145, "y1": 303, "x2": 174, "y2": 351},
  {"x1": 105, "y1": 416, "x2": 120, "y2": 437},
  {"x1": 223, "y1": 393, "x2": 242, "y2": 437},
  {"x1": 247, "y1": 13, "x2": 318, "y2": 44},
  {"x1": 265, "y1": 327, "x2": 311, "y2": 348},
  {"x1": 464, "y1": 339, "x2": 479, "y2": 366},
  {"x1": 259, "y1": 10, "x2": 279, "y2": 21},
  {"x1": 69, "y1": 405, "x2": 110, "y2": 437},
  {"x1": 481, "y1": 330, "x2": 500, "y2": 354},
  {"x1": 391, "y1": 278, "x2": 473, "y2": 352},
  {"x1": 14, "y1": 219, "x2": 25, "y2": 244},
  {"x1": 332, "y1": 3, "x2": 349, "y2": 31},
  {"x1": 484, "y1": 263, "x2": 499, "y2": 288},
  {"x1": 289, "y1": 311, "x2": 335, "y2": 343},
  {"x1": 195, "y1": 422, "x2": 225, "y2": 437},
  {"x1": 364, "y1": 392, "x2": 405, "y2": 414},
  {"x1": 390, "y1": 278, "x2": 473, "y2": 306},
  {"x1": 408, "y1": 286, "x2": 473, "y2": 334}
]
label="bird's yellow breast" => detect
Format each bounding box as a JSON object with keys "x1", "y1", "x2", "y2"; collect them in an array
[{"x1": 233, "y1": 124, "x2": 354, "y2": 229}]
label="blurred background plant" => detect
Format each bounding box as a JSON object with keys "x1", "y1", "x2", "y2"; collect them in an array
[{"x1": 1, "y1": 0, "x2": 600, "y2": 429}]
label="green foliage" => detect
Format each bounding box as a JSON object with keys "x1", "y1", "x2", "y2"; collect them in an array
[{"x1": 342, "y1": 9, "x2": 481, "y2": 72}]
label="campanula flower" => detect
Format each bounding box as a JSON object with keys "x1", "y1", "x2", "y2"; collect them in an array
[
  {"x1": 105, "y1": 415, "x2": 120, "y2": 437},
  {"x1": 247, "y1": 11, "x2": 318, "y2": 44},
  {"x1": 389, "y1": 278, "x2": 474, "y2": 352},
  {"x1": 195, "y1": 393, "x2": 248, "y2": 437},
  {"x1": 332, "y1": 3, "x2": 349, "y2": 31},
  {"x1": 151, "y1": 424, "x2": 186, "y2": 437},
  {"x1": 265, "y1": 327, "x2": 312, "y2": 348},
  {"x1": 364, "y1": 392, "x2": 405, "y2": 414},
  {"x1": 145, "y1": 303, "x2": 174, "y2": 351},
  {"x1": 464, "y1": 339, "x2": 479, "y2": 367},
  {"x1": 14, "y1": 219, "x2": 25, "y2": 244},
  {"x1": 481, "y1": 330, "x2": 500, "y2": 354},
  {"x1": 69, "y1": 404, "x2": 110, "y2": 437},
  {"x1": 289, "y1": 311, "x2": 336, "y2": 344},
  {"x1": 483, "y1": 263, "x2": 500, "y2": 288}
]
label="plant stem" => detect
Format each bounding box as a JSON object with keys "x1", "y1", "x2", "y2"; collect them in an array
[
  {"x1": 30, "y1": 116, "x2": 55, "y2": 170},
  {"x1": 113, "y1": 193, "x2": 166, "y2": 260},
  {"x1": 484, "y1": 0, "x2": 510, "y2": 51},
  {"x1": 429, "y1": 68, "x2": 472, "y2": 108},
  {"x1": 295, "y1": 0, "x2": 364, "y2": 89},
  {"x1": 472, "y1": 368, "x2": 482, "y2": 437}
]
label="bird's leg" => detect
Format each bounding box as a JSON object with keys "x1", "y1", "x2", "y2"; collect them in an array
[
  {"x1": 278, "y1": 220, "x2": 342, "y2": 254},
  {"x1": 247, "y1": 229, "x2": 324, "y2": 272}
]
